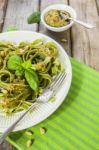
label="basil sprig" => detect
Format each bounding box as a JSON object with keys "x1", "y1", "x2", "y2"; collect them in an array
[
  {"x1": 7, "y1": 55, "x2": 39, "y2": 92},
  {"x1": 27, "y1": 11, "x2": 41, "y2": 24}
]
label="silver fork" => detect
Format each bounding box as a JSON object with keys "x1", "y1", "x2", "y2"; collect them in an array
[{"x1": 0, "y1": 72, "x2": 66, "y2": 144}]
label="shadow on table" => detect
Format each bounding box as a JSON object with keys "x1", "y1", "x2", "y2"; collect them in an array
[{"x1": 7, "y1": 129, "x2": 25, "y2": 142}]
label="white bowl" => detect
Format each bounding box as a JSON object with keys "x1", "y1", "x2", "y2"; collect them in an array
[
  {"x1": 41, "y1": 4, "x2": 77, "y2": 32},
  {"x1": 0, "y1": 31, "x2": 72, "y2": 132}
]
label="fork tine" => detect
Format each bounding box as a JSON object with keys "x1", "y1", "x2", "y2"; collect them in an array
[
  {"x1": 37, "y1": 72, "x2": 66, "y2": 103},
  {"x1": 50, "y1": 72, "x2": 66, "y2": 93},
  {"x1": 49, "y1": 72, "x2": 65, "y2": 89},
  {"x1": 49, "y1": 72, "x2": 63, "y2": 89},
  {"x1": 43, "y1": 72, "x2": 63, "y2": 92}
]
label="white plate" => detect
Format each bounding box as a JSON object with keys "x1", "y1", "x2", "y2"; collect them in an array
[{"x1": 0, "y1": 31, "x2": 72, "y2": 132}]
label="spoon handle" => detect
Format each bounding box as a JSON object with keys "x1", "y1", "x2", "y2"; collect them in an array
[{"x1": 70, "y1": 18, "x2": 95, "y2": 29}]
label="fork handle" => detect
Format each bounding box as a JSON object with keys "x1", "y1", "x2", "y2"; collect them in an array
[{"x1": 0, "y1": 102, "x2": 37, "y2": 145}]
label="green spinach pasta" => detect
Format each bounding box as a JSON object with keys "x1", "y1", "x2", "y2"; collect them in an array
[{"x1": 0, "y1": 39, "x2": 63, "y2": 115}]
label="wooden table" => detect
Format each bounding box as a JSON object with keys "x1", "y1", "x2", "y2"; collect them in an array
[{"x1": 0, "y1": 0, "x2": 99, "y2": 149}]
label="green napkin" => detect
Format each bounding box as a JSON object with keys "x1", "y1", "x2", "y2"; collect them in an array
[{"x1": 6, "y1": 58, "x2": 99, "y2": 150}]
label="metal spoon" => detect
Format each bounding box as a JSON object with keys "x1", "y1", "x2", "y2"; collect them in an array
[{"x1": 60, "y1": 12, "x2": 96, "y2": 29}]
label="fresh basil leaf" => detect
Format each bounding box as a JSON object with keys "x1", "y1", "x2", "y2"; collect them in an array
[
  {"x1": 25, "y1": 69, "x2": 39, "y2": 92},
  {"x1": 21, "y1": 60, "x2": 31, "y2": 69},
  {"x1": 15, "y1": 68, "x2": 24, "y2": 76},
  {"x1": 7, "y1": 55, "x2": 22, "y2": 70},
  {"x1": 27, "y1": 11, "x2": 41, "y2": 24}
]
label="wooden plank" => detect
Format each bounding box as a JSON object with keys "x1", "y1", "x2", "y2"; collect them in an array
[
  {"x1": 96, "y1": 0, "x2": 99, "y2": 14},
  {"x1": 3, "y1": 0, "x2": 39, "y2": 31},
  {"x1": 0, "y1": 140, "x2": 16, "y2": 150},
  {"x1": 39, "y1": 0, "x2": 71, "y2": 55},
  {"x1": 0, "y1": 0, "x2": 8, "y2": 32},
  {"x1": 69, "y1": 0, "x2": 99, "y2": 70}
]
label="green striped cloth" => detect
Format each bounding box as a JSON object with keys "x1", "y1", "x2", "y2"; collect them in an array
[{"x1": 7, "y1": 58, "x2": 99, "y2": 150}]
